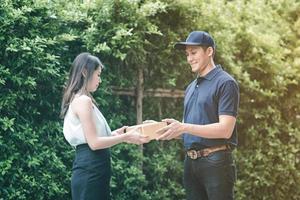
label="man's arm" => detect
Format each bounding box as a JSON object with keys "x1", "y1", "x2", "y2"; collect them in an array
[{"x1": 156, "y1": 115, "x2": 236, "y2": 140}]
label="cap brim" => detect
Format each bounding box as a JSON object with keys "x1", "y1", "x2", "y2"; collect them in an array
[{"x1": 174, "y1": 42, "x2": 202, "y2": 49}]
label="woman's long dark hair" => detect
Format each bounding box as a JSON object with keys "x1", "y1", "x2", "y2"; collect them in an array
[{"x1": 60, "y1": 52, "x2": 103, "y2": 118}]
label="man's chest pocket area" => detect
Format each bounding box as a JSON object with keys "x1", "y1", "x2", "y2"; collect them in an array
[{"x1": 195, "y1": 90, "x2": 217, "y2": 109}]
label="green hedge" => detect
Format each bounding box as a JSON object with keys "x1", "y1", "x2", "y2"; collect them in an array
[{"x1": 0, "y1": 0, "x2": 299, "y2": 199}]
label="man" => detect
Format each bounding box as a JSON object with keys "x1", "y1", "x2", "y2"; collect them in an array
[{"x1": 157, "y1": 31, "x2": 239, "y2": 200}]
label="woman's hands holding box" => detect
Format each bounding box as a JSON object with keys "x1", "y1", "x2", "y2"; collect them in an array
[
  {"x1": 124, "y1": 127, "x2": 151, "y2": 144},
  {"x1": 112, "y1": 126, "x2": 150, "y2": 144}
]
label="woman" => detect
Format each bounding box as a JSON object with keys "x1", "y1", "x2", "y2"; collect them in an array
[{"x1": 60, "y1": 52, "x2": 149, "y2": 200}]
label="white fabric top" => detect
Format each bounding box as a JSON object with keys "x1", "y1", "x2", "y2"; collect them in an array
[{"x1": 63, "y1": 103, "x2": 112, "y2": 147}]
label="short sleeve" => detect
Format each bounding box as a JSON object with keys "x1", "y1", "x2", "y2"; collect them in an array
[{"x1": 218, "y1": 80, "x2": 239, "y2": 117}]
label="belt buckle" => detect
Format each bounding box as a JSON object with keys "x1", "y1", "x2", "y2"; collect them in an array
[{"x1": 188, "y1": 150, "x2": 198, "y2": 160}]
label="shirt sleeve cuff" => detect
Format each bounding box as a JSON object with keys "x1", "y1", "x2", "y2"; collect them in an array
[{"x1": 219, "y1": 111, "x2": 237, "y2": 117}]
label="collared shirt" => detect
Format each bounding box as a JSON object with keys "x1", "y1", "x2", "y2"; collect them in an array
[{"x1": 183, "y1": 65, "x2": 239, "y2": 150}]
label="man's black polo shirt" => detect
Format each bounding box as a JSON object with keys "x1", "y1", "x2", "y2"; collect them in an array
[{"x1": 183, "y1": 65, "x2": 239, "y2": 150}]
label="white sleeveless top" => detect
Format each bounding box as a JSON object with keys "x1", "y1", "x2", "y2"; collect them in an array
[{"x1": 63, "y1": 102, "x2": 112, "y2": 147}]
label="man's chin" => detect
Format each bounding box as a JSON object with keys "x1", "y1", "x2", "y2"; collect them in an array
[{"x1": 191, "y1": 67, "x2": 199, "y2": 73}]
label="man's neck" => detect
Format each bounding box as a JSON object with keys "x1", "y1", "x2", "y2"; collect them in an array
[{"x1": 198, "y1": 61, "x2": 215, "y2": 77}]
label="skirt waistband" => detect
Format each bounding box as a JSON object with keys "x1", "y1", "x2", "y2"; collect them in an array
[
  {"x1": 75, "y1": 143, "x2": 110, "y2": 157},
  {"x1": 75, "y1": 143, "x2": 89, "y2": 151}
]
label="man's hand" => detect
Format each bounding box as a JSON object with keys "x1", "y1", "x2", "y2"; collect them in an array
[{"x1": 156, "y1": 118, "x2": 185, "y2": 140}]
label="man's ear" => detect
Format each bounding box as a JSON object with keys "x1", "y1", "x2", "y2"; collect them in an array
[{"x1": 207, "y1": 47, "x2": 214, "y2": 57}]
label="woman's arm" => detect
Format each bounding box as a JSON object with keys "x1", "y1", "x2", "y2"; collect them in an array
[{"x1": 73, "y1": 96, "x2": 148, "y2": 150}]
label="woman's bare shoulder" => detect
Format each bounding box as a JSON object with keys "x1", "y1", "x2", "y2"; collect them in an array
[
  {"x1": 72, "y1": 95, "x2": 93, "y2": 113},
  {"x1": 76, "y1": 94, "x2": 92, "y2": 102}
]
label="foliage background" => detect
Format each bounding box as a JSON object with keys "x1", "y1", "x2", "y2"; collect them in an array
[{"x1": 0, "y1": 0, "x2": 299, "y2": 199}]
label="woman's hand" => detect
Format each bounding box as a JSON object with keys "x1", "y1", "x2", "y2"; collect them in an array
[
  {"x1": 124, "y1": 128, "x2": 151, "y2": 145},
  {"x1": 111, "y1": 126, "x2": 127, "y2": 136},
  {"x1": 142, "y1": 119, "x2": 157, "y2": 124}
]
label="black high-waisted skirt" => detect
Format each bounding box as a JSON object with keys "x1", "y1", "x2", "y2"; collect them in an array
[{"x1": 71, "y1": 144, "x2": 111, "y2": 200}]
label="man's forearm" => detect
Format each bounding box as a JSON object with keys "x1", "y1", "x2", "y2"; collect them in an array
[{"x1": 182, "y1": 122, "x2": 234, "y2": 139}]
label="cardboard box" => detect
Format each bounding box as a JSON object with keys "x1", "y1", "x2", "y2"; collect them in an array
[{"x1": 125, "y1": 122, "x2": 168, "y2": 140}]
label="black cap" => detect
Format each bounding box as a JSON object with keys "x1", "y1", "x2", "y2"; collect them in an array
[{"x1": 174, "y1": 31, "x2": 215, "y2": 50}]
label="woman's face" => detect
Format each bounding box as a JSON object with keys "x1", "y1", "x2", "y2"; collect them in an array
[{"x1": 87, "y1": 67, "x2": 102, "y2": 92}]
